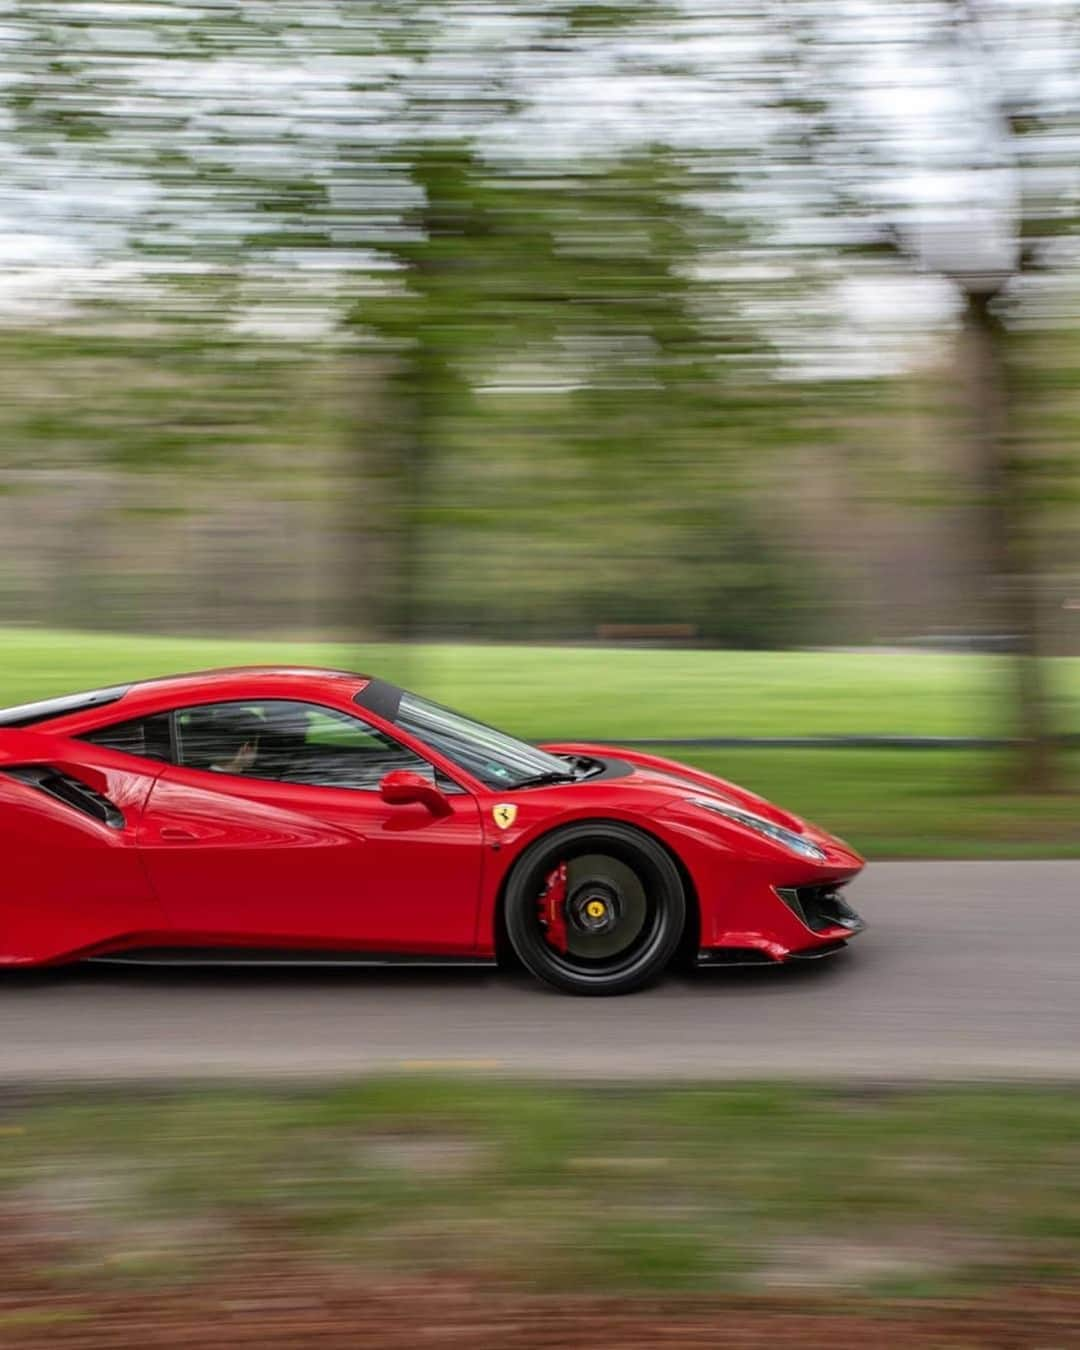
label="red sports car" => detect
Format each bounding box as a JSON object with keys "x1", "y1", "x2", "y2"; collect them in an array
[{"x1": 0, "y1": 667, "x2": 864, "y2": 995}]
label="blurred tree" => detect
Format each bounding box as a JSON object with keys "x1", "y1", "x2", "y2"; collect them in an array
[
  {"x1": 355, "y1": 142, "x2": 497, "y2": 641},
  {"x1": 485, "y1": 146, "x2": 813, "y2": 644},
  {"x1": 354, "y1": 138, "x2": 794, "y2": 642},
  {"x1": 924, "y1": 0, "x2": 1079, "y2": 789},
  {"x1": 13, "y1": 0, "x2": 1026, "y2": 664},
  {"x1": 769, "y1": 0, "x2": 1080, "y2": 788},
  {"x1": 1, "y1": 1, "x2": 818, "y2": 646}
]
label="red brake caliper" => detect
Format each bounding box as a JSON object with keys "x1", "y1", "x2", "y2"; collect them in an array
[{"x1": 539, "y1": 862, "x2": 569, "y2": 954}]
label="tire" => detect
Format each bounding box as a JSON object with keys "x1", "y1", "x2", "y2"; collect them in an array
[{"x1": 503, "y1": 822, "x2": 686, "y2": 996}]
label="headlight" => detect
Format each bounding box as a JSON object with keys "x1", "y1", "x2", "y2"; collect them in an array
[{"x1": 687, "y1": 796, "x2": 827, "y2": 861}]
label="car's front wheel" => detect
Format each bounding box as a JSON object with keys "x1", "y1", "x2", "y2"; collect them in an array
[{"x1": 503, "y1": 822, "x2": 686, "y2": 995}]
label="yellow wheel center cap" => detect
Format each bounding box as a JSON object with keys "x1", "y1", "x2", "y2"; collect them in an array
[{"x1": 586, "y1": 899, "x2": 607, "y2": 920}]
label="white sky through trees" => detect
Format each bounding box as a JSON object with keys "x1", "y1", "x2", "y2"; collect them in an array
[{"x1": 0, "y1": 0, "x2": 1076, "y2": 375}]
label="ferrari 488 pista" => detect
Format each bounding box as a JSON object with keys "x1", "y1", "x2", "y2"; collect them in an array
[{"x1": 0, "y1": 668, "x2": 864, "y2": 994}]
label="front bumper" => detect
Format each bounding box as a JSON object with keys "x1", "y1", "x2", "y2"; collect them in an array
[
  {"x1": 695, "y1": 874, "x2": 866, "y2": 965},
  {"x1": 650, "y1": 795, "x2": 866, "y2": 965}
]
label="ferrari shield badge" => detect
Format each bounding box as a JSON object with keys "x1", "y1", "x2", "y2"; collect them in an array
[{"x1": 492, "y1": 803, "x2": 518, "y2": 830}]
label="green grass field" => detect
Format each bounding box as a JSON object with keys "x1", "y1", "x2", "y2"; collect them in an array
[
  {"x1": 4, "y1": 626, "x2": 1080, "y2": 739},
  {"x1": 2, "y1": 627, "x2": 1078, "y2": 858}
]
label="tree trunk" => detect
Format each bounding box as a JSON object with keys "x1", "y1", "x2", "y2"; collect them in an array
[
  {"x1": 962, "y1": 289, "x2": 1056, "y2": 791},
  {"x1": 345, "y1": 354, "x2": 431, "y2": 656}
]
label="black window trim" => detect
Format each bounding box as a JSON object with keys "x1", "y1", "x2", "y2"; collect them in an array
[
  {"x1": 84, "y1": 697, "x2": 468, "y2": 796},
  {"x1": 353, "y1": 678, "x2": 403, "y2": 724},
  {"x1": 81, "y1": 711, "x2": 173, "y2": 764},
  {"x1": 0, "y1": 685, "x2": 131, "y2": 730}
]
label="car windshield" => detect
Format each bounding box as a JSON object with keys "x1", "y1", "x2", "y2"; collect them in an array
[{"x1": 395, "y1": 693, "x2": 575, "y2": 790}]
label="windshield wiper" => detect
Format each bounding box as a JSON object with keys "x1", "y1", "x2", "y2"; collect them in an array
[{"x1": 510, "y1": 770, "x2": 577, "y2": 789}]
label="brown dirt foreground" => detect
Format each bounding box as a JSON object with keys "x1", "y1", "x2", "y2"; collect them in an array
[
  {"x1": 3, "y1": 1237, "x2": 1080, "y2": 1350},
  {"x1": 6, "y1": 1278, "x2": 1080, "y2": 1350}
]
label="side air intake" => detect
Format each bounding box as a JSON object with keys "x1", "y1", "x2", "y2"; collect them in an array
[
  {"x1": 774, "y1": 884, "x2": 864, "y2": 934},
  {"x1": 2, "y1": 767, "x2": 125, "y2": 830}
]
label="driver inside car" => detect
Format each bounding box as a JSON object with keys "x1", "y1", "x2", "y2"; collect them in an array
[
  {"x1": 208, "y1": 709, "x2": 265, "y2": 775},
  {"x1": 179, "y1": 707, "x2": 266, "y2": 776}
]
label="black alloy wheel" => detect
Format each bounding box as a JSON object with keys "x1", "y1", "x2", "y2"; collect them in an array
[{"x1": 503, "y1": 822, "x2": 686, "y2": 995}]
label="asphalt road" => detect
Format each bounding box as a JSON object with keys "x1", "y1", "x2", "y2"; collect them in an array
[{"x1": 2, "y1": 861, "x2": 1078, "y2": 1084}]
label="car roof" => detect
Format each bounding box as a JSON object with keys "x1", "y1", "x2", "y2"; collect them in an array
[
  {"x1": 0, "y1": 667, "x2": 375, "y2": 731},
  {"x1": 130, "y1": 666, "x2": 371, "y2": 695}
]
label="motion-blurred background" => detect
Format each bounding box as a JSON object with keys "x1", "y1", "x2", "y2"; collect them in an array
[
  {"x1": 2, "y1": 7, "x2": 1080, "y2": 1346},
  {"x1": 2, "y1": 0, "x2": 1078, "y2": 859}
]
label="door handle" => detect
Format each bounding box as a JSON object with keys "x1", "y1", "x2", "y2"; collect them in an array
[{"x1": 159, "y1": 826, "x2": 197, "y2": 841}]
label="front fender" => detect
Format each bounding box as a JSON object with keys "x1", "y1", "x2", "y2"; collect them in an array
[{"x1": 541, "y1": 742, "x2": 804, "y2": 831}]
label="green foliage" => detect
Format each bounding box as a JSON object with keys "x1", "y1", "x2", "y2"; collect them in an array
[
  {"x1": 0, "y1": 327, "x2": 343, "y2": 475},
  {"x1": 2, "y1": 0, "x2": 1078, "y2": 684},
  {"x1": 0, "y1": 1, "x2": 844, "y2": 649},
  {"x1": 350, "y1": 138, "x2": 818, "y2": 642}
]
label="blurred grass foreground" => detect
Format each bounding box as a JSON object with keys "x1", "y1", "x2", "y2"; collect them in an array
[
  {"x1": 2, "y1": 628, "x2": 1078, "y2": 858},
  {"x1": 1, "y1": 1080, "x2": 1080, "y2": 1345}
]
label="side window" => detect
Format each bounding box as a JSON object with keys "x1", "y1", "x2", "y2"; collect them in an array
[
  {"x1": 82, "y1": 714, "x2": 172, "y2": 762},
  {"x1": 173, "y1": 701, "x2": 440, "y2": 791}
]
